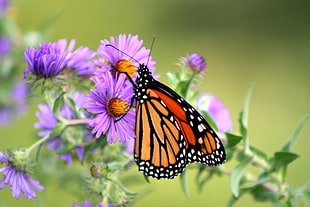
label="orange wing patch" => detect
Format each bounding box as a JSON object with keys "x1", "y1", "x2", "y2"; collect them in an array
[
  {"x1": 134, "y1": 91, "x2": 184, "y2": 168},
  {"x1": 151, "y1": 89, "x2": 197, "y2": 146}
]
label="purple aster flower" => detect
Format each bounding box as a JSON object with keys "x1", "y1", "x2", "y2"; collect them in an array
[
  {"x1": 24, "y1": 39, "x2": 71, "y2": 78},
  {"x1": 0, "y1": 36, "x2": 11, "y2": 57},
  {"x1": 0, "y1": 151, "x2": 44, "y2": 199},
  {"x1": 95, "y1": 34, "x2": 156, "y2": 78},
  {"x1": 0, "y1": 81, "x2": 28, "y2": 126},
  {"x1": 66, "y1": 39, "x2": 96, "y2": 76},
  {"x1": 24, "y1": 39, "x2": 95, "y2": 79},
  {"x1": 34, "y1": 92, "x2": 91, "y2": 165},
  {"x1": 85, "y1": 71, "x2": 135, "y2": 142},
  {"x1": 72, "y1": 200, "x2": 113, "y2": 207},
  {"x1": 196, "y1": 93, "x2": 232, "y2": 134},
  {"x1": 187, "y1": 53, "x2": 206, "y2": 71}
]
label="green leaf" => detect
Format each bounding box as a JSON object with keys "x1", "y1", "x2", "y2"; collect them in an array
[
  {"x1": 53, "y1": 93, "x2": 65, "y2": 117},
  {"x1": 227, "y1": 188, "x2": 252, "y2": 207},
  {"x1": 225, "y1": 150, "x2": 235, "y2": 162},
  {"x1": 239, "y1": 81, "x2": 255, "y2": 150},
  {"x1": 66, "y1": 96, "x2": 78, "y2": 114},
  {"x1": 227, "y1": 177, "x2": 270, "y2": 207},
  {"x1": 226, "y1": 132, "x2": 243, "y2": 148},
  {"x1": 143, "y1": 174, "x2": 151, "y2": 183},
  {"x1": 250, "y1": 145, "x2": 269, "y2": 163},
  {"x1": 251, "y1": 184, "x2": 276, "y2": 202},
  {"x1": 197, "y1": 172, "x2": 214, "y2": 192},
  {"x1": 175, "y1": 70, "x2": 199, "y2": 98},
  {"x1": 203, "y1": 111, "x2": 218, "y2": 132},
  {"x1": 49, "y1": 122, "x2": 65, "y2": 138},
  {"x1": 114, "y1": 179, "x2": 137, "y2": 196},
  {"x1": 180, "y1": 169, "x2": 189, "y2": 197},
  {"x1": 273, "y1": 199, "x2": 293, "y2": 207},
  {"x1": 274, "y1": 152, "x2": 299, "y2": 167},
  {"x1": 195, "y1": 166, "x2": 216, "y2": 192},
  {"x1": 282, "y1": 115, "x2": 309, "y2": 152},
  {"x1": 166, "y1": 72, "x2": 177, "y2": 87},
  {"x1": 230, "y1": 156, "x2": 254, "y2": 197}
]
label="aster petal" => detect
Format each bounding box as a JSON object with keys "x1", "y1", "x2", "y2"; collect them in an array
[
  {"x1": 58, "y1": 152, "x2": 73, "y2": 165},
  {"x1": 75, "y1": 147, "x2": 85, "y2": 161},
  {"x1": 11, "y1": 171, "x2": 21, "y2": 198},
  {"x1": 19, "y1": 172, "x2": 36, "y2": 199},
  {"x1": 0, "y1": 152, "x2": 8, "y2": 161},
  {"x1": 67, "y1": 39, "x2": 76, "y2": 53},
  {"x1": 0, "y1": 177, "x2": 7, "y2": 188},
  {"x1": 114, "y1": 73, "x2": 126, "y2": 93},
  {"x1": 107, "y1": 121, "x2": 117, "y2": 143}
]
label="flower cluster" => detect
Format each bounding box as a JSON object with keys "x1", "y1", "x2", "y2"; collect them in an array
[{"x1": 24, "y1": 39, "x2": 96, "y2": 79}]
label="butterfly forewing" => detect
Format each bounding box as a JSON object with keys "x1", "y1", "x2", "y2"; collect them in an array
[{"x1": 134, "y1": 64, "x2": 226, "y2": 179}]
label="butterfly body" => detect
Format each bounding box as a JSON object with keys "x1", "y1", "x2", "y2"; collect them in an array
[{"x1": 133, "y1": 64, "x2": 226, "y2": 179}]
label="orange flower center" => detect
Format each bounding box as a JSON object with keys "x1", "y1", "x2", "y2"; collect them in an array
[
  {"x1": 115, "y1": 60, "x2": 137, "y2": 77},
  {"x1": 106, "y1": 97, "x2": 129, "y2": 117}
]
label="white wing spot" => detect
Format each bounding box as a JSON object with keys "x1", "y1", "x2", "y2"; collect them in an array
[{"x1": 198, "y1": 124, "x2": 204, "y2": 132}]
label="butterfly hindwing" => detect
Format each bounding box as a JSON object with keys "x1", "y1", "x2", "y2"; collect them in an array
[{"x1": 152, "y1": 81, "x2": 226, "y2": 165}]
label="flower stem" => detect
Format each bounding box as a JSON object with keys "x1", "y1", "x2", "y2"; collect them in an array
[
  {"x1": 26, "y1": 135, "x2": 50, "y2": 155},
  {"x1": 63, "y1": 118, "x2": 91, "y2": 125}
]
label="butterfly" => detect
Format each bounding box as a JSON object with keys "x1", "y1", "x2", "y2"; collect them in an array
[{"x1": 132, "y1": 63, "x2": 226, "y2": 179}]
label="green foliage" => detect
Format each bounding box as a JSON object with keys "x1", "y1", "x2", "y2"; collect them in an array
[
  {"x1": 223, "y1": 85, "x2": 309, "y2": 207},
  {"x1": 230, "y1": 156, "x2": 254, "y2": 197}
]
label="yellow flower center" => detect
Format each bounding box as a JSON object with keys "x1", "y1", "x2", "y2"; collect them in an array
[
  {"x1": 106, "y1": 97, "x2": 129, "y2": 117},
  {"x1": 115, "y1": 60, "x2": 137, "y2": 77}
]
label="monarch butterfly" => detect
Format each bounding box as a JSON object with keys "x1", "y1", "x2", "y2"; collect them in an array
[
  {"x1": 107, "y1": 44, "x2": 226, "y2": 179},
  {"x1": 133, "y1": 63, "x2": 226, "y2": 179}
]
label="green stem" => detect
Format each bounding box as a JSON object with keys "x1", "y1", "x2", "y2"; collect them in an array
[
  {"x1": 182, "y1": 70, "x2": 199, "y2": 99},
  {"x1": 25, "y1": 134, "x2": 50, "y2": 155}
]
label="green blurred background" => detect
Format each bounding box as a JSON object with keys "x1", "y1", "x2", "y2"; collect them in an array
[{"x1": 1, "y1": 0, "x2": 309, "y2": 206}]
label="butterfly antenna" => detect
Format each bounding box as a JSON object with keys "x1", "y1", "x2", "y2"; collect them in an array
[
  {"x1": 105, "y1": 44, "x2": 140, "y2": 65},
  {"x1": 146, "y1": 35, "x2": 156, "y2": 66}
]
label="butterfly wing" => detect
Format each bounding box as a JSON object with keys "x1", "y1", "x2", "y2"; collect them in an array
[{"x1": 134, "y1": 80, "x2": 226, "y2": 179}]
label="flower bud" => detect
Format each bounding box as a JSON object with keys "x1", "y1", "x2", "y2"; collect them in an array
[{"x1": 187, "y1": 53, "x2": 206, "y2": 71}]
